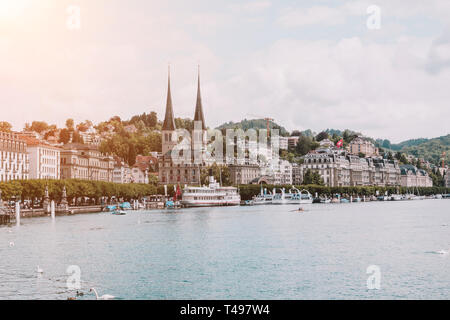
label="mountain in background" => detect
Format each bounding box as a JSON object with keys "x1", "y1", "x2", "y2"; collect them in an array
[{"x1": 393, "y1": 135, "x2": 449, "y2": 165}]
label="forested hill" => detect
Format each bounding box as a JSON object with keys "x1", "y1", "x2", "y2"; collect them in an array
[{"x1": 395, "y1": 135, "x2": 449, "y2": 165}]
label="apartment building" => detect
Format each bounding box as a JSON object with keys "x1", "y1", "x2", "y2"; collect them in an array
[
  {"x1": 348, "y1": 137, "x2": 379, "y2": 157},
  {"x1": 229, "y1": 164, "x2": 261, "y2": 185},
  {"x1": 0, "y1": 132, "x2": 29, "y2": 181},
  {"x1": 113, "y1": 159, "x2": 131, "y2": 184},
  {"x1": 19, "y1": 135, "x2": 61, "y2": 180},
  {"x1": 400, "y1": 165, "x2": 433, "y2": 187},
  {"x1": 302, "y1": 148, "x2": 401, "y2": 187}
]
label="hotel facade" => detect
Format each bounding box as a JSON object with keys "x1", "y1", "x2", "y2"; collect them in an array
[
  {"x1": 301, "y1": 148, "x2": 401, "y2": 187},
  {"x1": 19, "y1": 135, "x2": 61, "y2": 180},
  {"x1": 0, "y1": 132, "x2": 29, "y2": 182},
  {"x1": 60, "y1": 143, "x2": 115, "y2": 182}
]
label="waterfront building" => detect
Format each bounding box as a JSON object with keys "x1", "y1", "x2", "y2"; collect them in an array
[
  {"x1": 158, "y1": 69, "x2": 207, "y2": 185},
  {"x1": 229, "y1": 164, "x2": 261, "y2": 185},
  {"x1": 302, "y1": 148, "x2": 350, "y2": 187},
  {"x1": 19, "y1": 135, "x2": 61, "y2": 180},
  {"x1": 273, "y1": 160, "x2": 292, "y2": 185},
  {"x1": 113, "y1": 158, "x2": 131, "y2": 184},
  {"x1": 131, "y1": 164, "x2": 148, "y2": 184},
  {"x1": 292, "y1": 163, "x2": 303, "y2": 185},
  {"x1": 60, "y1": 143, "x2": 114, "y2": 181},
  {"x1": 348, "y1": 154, "x2": 371, "y2": 186},
  {"x1": 374, "y1": 158, "x2": 401, "y2": 186},
  {"x1": 400, "y1": 165, "x2": 433, "y2": 187},
  {"x1": 301, "y1": 148, "x2": 400, "y2": 187},
  {"x1": 0, "y1": 132, "x2": 29, "y2": 182},
  {"x1": 348, "y1": 136, "x2": 378, "y2": 157}
]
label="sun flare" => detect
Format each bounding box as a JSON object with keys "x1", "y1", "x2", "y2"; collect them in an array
[{"x1": 0, "y1": 0, "x2": 31, "y2": 20}]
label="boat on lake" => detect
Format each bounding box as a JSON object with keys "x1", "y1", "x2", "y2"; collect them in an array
[
  {"x1": 180, "y1": 174, "x2": 241, "y2": 208},
  {"x1": 272, "y1": 187, "x2": 313, "y2": 205},
  {"x1": 252, "y1": 186, "x2": 273, "y2": 205}
]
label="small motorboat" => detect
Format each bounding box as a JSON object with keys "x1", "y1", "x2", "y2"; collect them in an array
[{"x1": 112, "y1": 210, "x2": 126, "y2": 215}]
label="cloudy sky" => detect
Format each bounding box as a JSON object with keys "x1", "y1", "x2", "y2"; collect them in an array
[{"x1": 1, "y1": 0, "x2": 449, "y2": 142}]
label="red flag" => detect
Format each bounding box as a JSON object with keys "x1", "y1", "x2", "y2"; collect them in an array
[
  {"x1": 336, "y1": 139, "x2": 343, "y2": 148},
  {"x1": 174, "y1": 184, "x2": 182, "y2": 201}
]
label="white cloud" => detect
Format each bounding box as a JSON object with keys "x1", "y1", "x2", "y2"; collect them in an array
[
  {"x1": 230, "y1": 1, "x2": 272, "y2": 13},
  {"x1": 209, "y1": 36, "x2": 450, "y2": 142},
  {"x1": 278, "y1": 5, "x2": 348, "y2": 27},
  {"x1": 1, "y1": 0, "x2": 450, "y2": 143}
]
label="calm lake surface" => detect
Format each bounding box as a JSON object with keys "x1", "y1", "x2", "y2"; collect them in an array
[{"x1": 1, "y1": 199, "x2": 449, "y2": 300}]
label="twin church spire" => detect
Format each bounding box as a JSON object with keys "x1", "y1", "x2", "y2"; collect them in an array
[{"x1": 162, "y1": 66, "x2": 206, "y2": 131}]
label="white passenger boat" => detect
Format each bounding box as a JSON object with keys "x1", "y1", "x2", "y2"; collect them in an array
[
  {"x1": 252, "y1": 193, "x2": 273, "y2": 205},
  {"x1": 252, "y1": 186, "x2": 273, "y2": 205},
  {"x1": 180, "y1": 175, "x2": 241, "y2": 208},
  {"x1": 272, "y1": 187, "x2": 313, "y2": 205}
]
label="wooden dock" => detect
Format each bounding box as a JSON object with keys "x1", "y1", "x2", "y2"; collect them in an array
[{"x1": 0, "y1": 214, "x2": 11, "y2": 225}]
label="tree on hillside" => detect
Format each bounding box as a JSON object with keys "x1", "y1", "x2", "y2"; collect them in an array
[
  {"x1": 175, "y1": 118, "x2": 194, "y2": 131},
  {"x1": 291, "y1": 130, "x2": 301, "y2": 137},
  {"x1": 316, "y1": 131, "x2": 329, "y2": 142},
  {"x1": 0, "y1": 121, "x2": 12, "y2": 132},
  {"x1": 382, "y1": 139, "x2": 391, "y2": 149},
  {"x1": 71, "y1": 131, "x2": 84, "y2": 144},
  {"x1": 127, "y1": 111, "x2": 158, "y2": 128},
  {"x1": 59, "y1": 129, "x2": 71, "y2": 144},
  {"x1": 25, "y1": 121, "x2": 50, "y2": 134},
  {"x1": 128, "y1": 144, "x2": 137, "y2": 166},
  {"x1": 76, "y1": 120, "x2": 93, "y2": 132},
  {"x1": 295, "y1": 135, "x2": 318, "y2": 156},
  {"x1": 65, "y1": 119, "x2": 74, "y2": 131}
]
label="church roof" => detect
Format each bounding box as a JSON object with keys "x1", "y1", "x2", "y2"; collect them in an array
[
  {"x1": 193, "y1": 67, "x2": 206, "y2": 130},
  {"x1": 162, "y1": 68, "x2": 176, "y2": 131}
]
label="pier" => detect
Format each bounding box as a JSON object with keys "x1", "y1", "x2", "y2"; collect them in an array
[{"x1": 0, "y1": 213, "x2": 11, "y2": 225}]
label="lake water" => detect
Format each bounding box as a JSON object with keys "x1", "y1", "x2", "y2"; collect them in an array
[{"x1": 1, "y1": 199, "x2": 449, "y2": 300}]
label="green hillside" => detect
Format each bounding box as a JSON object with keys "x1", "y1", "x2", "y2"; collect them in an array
[
  {"x1": 398, "y1": 135, "x2": 449, "y2": 165},
  {"x1": 216, "y1": 119, "x2": 290, "y2": 136}
]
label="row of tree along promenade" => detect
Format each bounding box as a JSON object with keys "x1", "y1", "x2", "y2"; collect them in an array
[
  {"x1": 237, "y1": 184, "x2": 450, "y2": 201},
  {"x1": 0, "y1": 179, "x2": 448, "y2": 205}
]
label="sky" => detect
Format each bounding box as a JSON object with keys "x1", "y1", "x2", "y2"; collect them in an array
[{"x1": 1, "y1": 0, "x2": 450, "y2": 143}]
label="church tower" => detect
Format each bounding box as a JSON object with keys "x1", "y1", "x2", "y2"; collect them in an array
[
  {"x1": 162, "y1": 67, "x2": 177, "y2": 155},
  {"x1": 192, "y1": 66, "x2": 207, "y2": 163}
]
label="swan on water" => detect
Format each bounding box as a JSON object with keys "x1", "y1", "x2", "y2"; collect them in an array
[{"x1": 90, "y1": 288, "x2": 115, "y2": 300}]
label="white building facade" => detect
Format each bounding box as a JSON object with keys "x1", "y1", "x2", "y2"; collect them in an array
[
  {"x1": 113, "y1": 161, "x2": 131, "y2": 184},
  {"x1": 400, "y1": 165, "x2": 433, "y2": 187},
  {"x1": 0, "y1": 132, "x2": 29, "y2": 182},
  {"x1": 20, "y1": 135, "x2": 61, "y2": 180}
]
